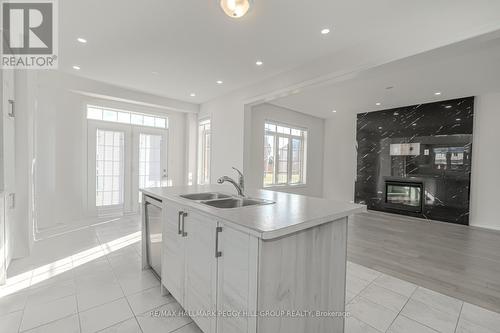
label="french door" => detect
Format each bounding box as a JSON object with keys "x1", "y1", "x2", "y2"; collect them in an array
[
  {"x1": 87, "y1": 121, "x2": 168, "y2": 216},
  {"x1": 131, "y1": 127, "x2": 168, "y2": 208}
]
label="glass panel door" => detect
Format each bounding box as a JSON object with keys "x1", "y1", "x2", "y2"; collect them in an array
[
  {"x1": 138, "y1": 133, "x2": 163, "y2": 201},
  {"x1": 96, "y1": 129, "x2": 125, "y2": 208},
  {"x1": 87, "y1": 121, "x2": 132, "y2": 216},
  {"x1": 133, "y1": 128, "x2": 168, "y2": 207}
]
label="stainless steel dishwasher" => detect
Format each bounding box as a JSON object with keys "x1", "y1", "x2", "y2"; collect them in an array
[{"x1": 144, "y1": 195, "x2": 162, "y2": 279}]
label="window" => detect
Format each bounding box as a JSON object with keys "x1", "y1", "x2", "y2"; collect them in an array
[
  {"x1": 87, "y1": 105, "x2": 168, "y2": 129},
  {"x1": 263, "y1": 121, "x2": 307, "y2": 187},
  {"x1": 198, "y1": 119, "x2": 211, "y2": 185}
]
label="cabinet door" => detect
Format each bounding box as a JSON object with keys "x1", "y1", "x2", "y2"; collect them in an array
[
  {"x1": 0, "y1": 193, "x2": 5, "y2": 284},
  {"x1": 162, "y1": 201, "x2": 186, "y2": 304},
  {"x1": 2, "y1": 70, "x2": 15, "y2": 274},
  {"x1": 217, "y1": 224, "x2": 259, "y2": 333},
  {"x1": 184, "y1": 211, "x2": 218, "y2": 333}
]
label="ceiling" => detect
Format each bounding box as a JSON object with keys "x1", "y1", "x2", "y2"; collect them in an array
[
  {"x1": 59, "y1": 0, "x2": 500, "y2": 104},
  {"x1": 271, "y1": 32, "x2": 500, "y2": 118}
]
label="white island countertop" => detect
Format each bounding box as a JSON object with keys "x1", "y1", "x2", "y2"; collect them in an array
[{"x1": 141, "y1": 185, "x2": 366, "y2": 240}]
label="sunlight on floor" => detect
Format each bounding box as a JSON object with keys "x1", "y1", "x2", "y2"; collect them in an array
[{"x1": 0, "y1": 231, "x2": 141, "y2": 298}]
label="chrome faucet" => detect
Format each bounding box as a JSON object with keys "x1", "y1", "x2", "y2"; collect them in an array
[{"x1": 217, "y1": 167, "x2": 245, "y2": 197}]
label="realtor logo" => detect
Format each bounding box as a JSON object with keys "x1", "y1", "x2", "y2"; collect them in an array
[{"x1": 1, "y1": 0, "x2": 58, "y2": 69}]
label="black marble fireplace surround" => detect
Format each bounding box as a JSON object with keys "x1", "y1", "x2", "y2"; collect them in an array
[{"x1": 355, "y1": 97, "x2": 474, "y2": 225}]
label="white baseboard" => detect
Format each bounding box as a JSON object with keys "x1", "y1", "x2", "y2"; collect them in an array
[{"x1": 469, "y1": 224, "x2": 500, "y2": 232}]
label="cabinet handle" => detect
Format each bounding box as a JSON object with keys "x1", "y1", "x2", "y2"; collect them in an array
[
  {"x1": 178, "y1": 211, "x2": 183, "y2": 235},
  {"x1": 8, "y1": 100, "x2": 15, "y2": 118},
  {"x1": 215, "y1": 226, "x2": 222, "y2": 258},
  {"x1": 181, "y1": 212, "x2": 188, "y2": 237}
]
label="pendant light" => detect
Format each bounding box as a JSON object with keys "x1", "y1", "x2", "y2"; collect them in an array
[{"x1": 220, "y1": 0, "x2": 253, "y2": 18}]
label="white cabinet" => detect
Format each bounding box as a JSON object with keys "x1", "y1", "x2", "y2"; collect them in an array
[
  {"x1": 184, "y1": 211, "x2": 218, "y2": 333},
  {"x1": 160, "y1": 198, "x2": 347, "y2": 333},
  {"x1": 0, "y1": 192, "x2": 5, "y2": 284},
  {"x1": 1, "y1": 69, "x2": 16, "y2": 285},
  {"x1": 162, "y1": 202, "x2": 218, "y2": 333},
  {"x1": 216, "y1": 223, "x2": 258, "y2": 333},
  {"x1": 162, "y1": 201, "x2": 187, "y2": 304}
]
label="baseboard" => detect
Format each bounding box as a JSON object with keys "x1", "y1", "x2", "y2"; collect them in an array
[{"x1": 469, "y1": 224, "x2": 500, "y2": 232}]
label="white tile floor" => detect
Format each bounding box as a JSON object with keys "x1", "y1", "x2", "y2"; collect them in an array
[{"x1": 1, "y1": 216, "x2": 499, "y2": 333}]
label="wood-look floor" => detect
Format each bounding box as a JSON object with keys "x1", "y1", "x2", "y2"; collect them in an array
[{"x1": 347, "y1": 211, "x2": 500, "y2": 314}]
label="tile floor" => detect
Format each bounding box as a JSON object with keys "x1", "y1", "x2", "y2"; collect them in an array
[{"x1": 1, "y1": 216, "x2": 499, "y2": 333}]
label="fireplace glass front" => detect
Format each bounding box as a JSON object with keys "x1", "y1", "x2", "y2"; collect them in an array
[{"x1": 385, "y1": 181, "x2": 423, "y2": 212}]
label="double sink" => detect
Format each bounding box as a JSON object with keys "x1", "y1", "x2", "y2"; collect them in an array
[{"x1": 180, "y1": 192, "x2": 274, "y2": 209}]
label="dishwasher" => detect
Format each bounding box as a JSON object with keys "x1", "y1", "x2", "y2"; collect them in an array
[{"x1": 144, "y1": 195, "x2": 162, "y2": 279}]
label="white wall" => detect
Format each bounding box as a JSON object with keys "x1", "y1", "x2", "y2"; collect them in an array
[
  {"x1": 33, "y1": 71, "x2": 195, "y2": 232},
  {"x1": 245, "y1": 103, "x2": 324, "y2": 197},
  {"x1": 199, "y1": 94, "x2": 245, "y2": 181},
  {"x1": 470, "y1": 93, "x2": 500, "y2": 230},
  {"x1": 322, "y1": 111, "x2": 357, "y2": 203}
]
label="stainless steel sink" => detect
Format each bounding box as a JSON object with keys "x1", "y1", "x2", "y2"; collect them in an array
[
  {"x1": 180, "y1": 192, "x2": 231, "y2": 201},
  {"x1": 201, "y1": 197, "x2": 274, "y2": 209}
]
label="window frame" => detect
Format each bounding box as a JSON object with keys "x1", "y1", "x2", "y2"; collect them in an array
[
  {"x1": 197, "y1": 118, "x2": 212, "y2": 185},
  {"x1": 263, "y1": 120, "x2": 308, "y2": 188},
  {"x1": 86, "y1": 104, "x2": 168, "y2": 129}
]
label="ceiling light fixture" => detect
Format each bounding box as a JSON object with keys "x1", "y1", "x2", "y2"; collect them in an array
[
  {"x1": 321, "y1": 28, "x2": 330, "y2": 35},
  {"x1": 255, "y1": 60, "x2": 263, "y2": 66},
  {"x1": 72, "y1": 65, "x2": 81, "y2": 70},
  {"x1": 190, "y1": 93, "x2": 196, "y2": 97},
  {"x1": 445, "y1": 105, "x2": 452, "y2": 109},
  {"x1": 376, "y1": 102, "x2": 381, "y2": 106},
  {"x1": 434, "y1": 92, "x2": 442, "y2": 96},
  {"x1": 456, "y1": 118, "x2": 461, "y2": 121},
  {"x1": 220, "y1": 0, "x2": 253, "y2": 18},
  {"x1": 77, "y1": 37, "x2": 87, "y2": 43},
  {"x1": 331, "y1": 110, "x2": 337, "y2": 113},
  {"x1": 216, "y1": 80, "x2": 223, "y2": 84}
]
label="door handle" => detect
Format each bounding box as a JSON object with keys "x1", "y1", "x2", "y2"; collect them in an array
[
  {"x1": 181, "y1": 212, "x2": 188, "y2": 237},
  {"x1": 8, "y1": 193, "x2": 15, "y2": 209},
  {"x1": 178, "y1": 211, "x2": 183, "y2": 235},
  {"x1": 215, "y1": 226, "x2": 222, "y2": 258},
  {"x1": 8, "y1": 99, "x2": 15, "y2": 118}
]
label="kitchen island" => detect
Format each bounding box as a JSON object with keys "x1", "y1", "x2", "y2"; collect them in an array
[{"x1": 141, "y1": 185, "x2": 365, "y2": 333}]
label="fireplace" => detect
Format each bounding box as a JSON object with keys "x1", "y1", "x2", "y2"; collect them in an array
[{"x1": 385, "y1": 180, "x2": 423, "y2": 213}]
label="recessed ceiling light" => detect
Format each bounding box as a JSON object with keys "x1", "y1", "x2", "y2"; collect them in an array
[
  {"x1": 256, "y1": 60, "x2": 263, "y2": 66},
  {"x1": 378, "y1": 126, "x2": 383, "y2": 130},
  {"x1": 77, "y1": 37, "x2": 87, "y2": 44},
  {"x1": 72, "y1": 65, "x2": 81, "y2": 70},
  {"x1": 376, "y1": 102, "x2": 381, "y2": 106},
  {"x1": 321, "y1": 28, "x2": 330, "y2": 35},
  {"x1": 445, "y1": 105, "x2": 452, "y2": 109},
  {"x1": 216, "y1": 80, "x2": 223, "y2": 85},
  {"x1": 434, "y1": 92, "x2": 442, "y2": 96},
  {"x1": 456, "y1": 118, "x2": 461, "y2": 121},
  {"x1": 190, "y1": 93, "x2": 196, "y2": 97}
]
